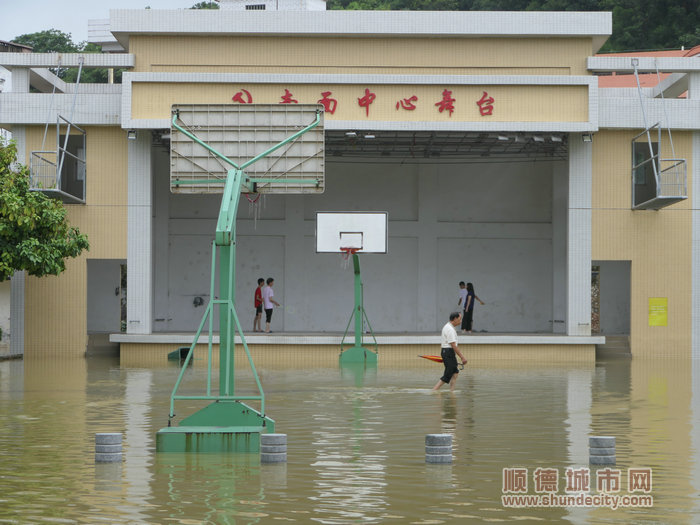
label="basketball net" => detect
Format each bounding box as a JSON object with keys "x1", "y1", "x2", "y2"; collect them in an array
[
  {"x1": 340, "y1": 247, "x2": 359, "y2": 270},
  {"x1": 244, "y1": 193, "x2": 264, "y2": 228}
]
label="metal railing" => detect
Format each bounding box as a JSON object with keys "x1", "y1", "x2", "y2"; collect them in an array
[
  {"x1": 658, "y1": 158, "x2": 687, "y2": 198},
  {"x1": 30, "y1": 151, "x2": 58, "y2": 189},
  {"x1": 29, "y1": 116, "x2": 86, "y2": 203},
  {"x1": 631, "y1": 123, "x2": 686, "y2": 208},
  {"x1": 630, "y1": 59, "x2": 687, "y2": 209}
]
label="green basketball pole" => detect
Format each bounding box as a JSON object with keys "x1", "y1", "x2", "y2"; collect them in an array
[
  {"x1": 156, "y1": 108, "x2": 322, "y2": 453},
  {"x1": 339, "y1": 252, "x2": 378, "y2": 365}
]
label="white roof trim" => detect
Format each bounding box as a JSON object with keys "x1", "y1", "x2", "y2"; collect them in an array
[
  {"x1": 589, "y1": 56, "x2": 700, "y2": 73},
  {"x1": 0, "y1": 53, "x2": 134, "y2": 69},
  {"x1": 109, "y1": 9, "x2": 611, "y2": 50}
]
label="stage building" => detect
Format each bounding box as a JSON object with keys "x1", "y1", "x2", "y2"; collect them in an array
[{"x1": 1, "y1": 6, "x2": 698, "y2": 361}]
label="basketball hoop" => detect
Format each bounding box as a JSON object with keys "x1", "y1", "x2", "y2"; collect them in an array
[
  {"x1": 340, "y1": 247, "x2": 359, "y2": 270},
  {"x1": 244, "y1": 192, "x2": 264, "y2": 227}
]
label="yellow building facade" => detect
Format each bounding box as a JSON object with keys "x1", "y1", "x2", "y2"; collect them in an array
[{"x1": 1, "y1": 9, "x2": 697, "y2": 360}]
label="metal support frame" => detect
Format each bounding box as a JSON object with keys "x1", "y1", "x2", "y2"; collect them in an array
[
  {"x1": 631, "y1": 58, "x2": 687, "y2": 210},
  {"x1": 157, "y1": 108, "x2": 322, "y2": 453},
  {"x1": 339, "y1": 253, "x2": 378, "y2": 364},
  {"x1": 29, "y1": 116, "x2": 86, "y2": 204}
]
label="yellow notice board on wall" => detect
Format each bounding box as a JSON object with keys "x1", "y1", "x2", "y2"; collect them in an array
[{"x1": 648, "y1": 298, "x2": 668, "y2": 326}]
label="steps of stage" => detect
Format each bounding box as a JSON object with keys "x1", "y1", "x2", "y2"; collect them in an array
[{"x1": 595, "y1": 335, "x2": 631, "y2": 359}]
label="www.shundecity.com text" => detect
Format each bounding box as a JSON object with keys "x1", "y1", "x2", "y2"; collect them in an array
[{"x1": 502, "y1": 493, "x2": 653, "y2": 510}]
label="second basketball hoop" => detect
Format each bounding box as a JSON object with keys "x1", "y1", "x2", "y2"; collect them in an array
[{"x1": 316, "y1": 212, "x2": 387, "y2": 365}]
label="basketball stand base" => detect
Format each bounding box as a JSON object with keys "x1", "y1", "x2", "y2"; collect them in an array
[{"x1": 339, "y1": 346, "x2": 378, "y2": 365}]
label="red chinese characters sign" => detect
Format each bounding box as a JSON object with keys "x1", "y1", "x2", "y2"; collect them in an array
[
  {"x1": 230, "y1": 87, "x2": 496, "y2": 117},
  {"x1": 476, "y1": 91, "x2": 494, "y2": 116},
  {"x1": 357, "y1": 88, "x2": 376, "y2": 116},
  {"x1": 317, "y1": 91, "x2": 338, "y2": 114},
  {"x1": 435, "y1": 89, "x2": 456, "y2": 116}
]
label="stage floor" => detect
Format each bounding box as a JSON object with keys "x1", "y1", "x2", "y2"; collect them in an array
[{"x1": 111, "y1": 331, "x2": 605, "y2": 346}]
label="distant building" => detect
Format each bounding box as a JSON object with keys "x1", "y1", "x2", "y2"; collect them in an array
[
  {"x1": 218, "y1": 0, "x2": 327, "y2": 9},
  {"x1": 0, "y1": 40, "x2": 33, "y2": 54}
]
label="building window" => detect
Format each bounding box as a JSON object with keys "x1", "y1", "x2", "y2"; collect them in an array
[
  {"x1": 632, "y1": 140, "x2": 658, "y2": 207},
  {"x1": 246, "y1": 4, "x2": 266, "y2": 9}
]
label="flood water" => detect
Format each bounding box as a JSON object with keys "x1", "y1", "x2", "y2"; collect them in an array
[{"x1": 1, "y1": 353, "x2": 699, "y2": 524}]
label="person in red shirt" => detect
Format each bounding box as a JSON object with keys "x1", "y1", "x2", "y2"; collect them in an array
[{"x1": 253, "y1": 278, "x2": 264, "y2": 332}]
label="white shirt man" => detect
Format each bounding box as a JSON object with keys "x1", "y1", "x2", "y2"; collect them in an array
[{"x1": 433, "y1": 311, "x2": 468, "y2": 391}]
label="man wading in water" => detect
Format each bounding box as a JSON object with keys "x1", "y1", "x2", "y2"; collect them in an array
[{"x1": 432, "y1": 311, "x2": 468, "y2": 392}]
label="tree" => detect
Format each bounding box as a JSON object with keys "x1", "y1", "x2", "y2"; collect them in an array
[
  {"x1": 0, "y1": 140, "x2": 89, "y2": 282},
  {"x1": 327, "y1": 0, "x2": 700, "y2": 53},
  {"x1": 12, "y1": 29, "x2": 80, "y2": 53},
  {"x1": 191, "y1": 1, "x2": 220, "y2": 8},
  {"x1": 12, "y1": 31, "x2": 122, "y2": 83}
]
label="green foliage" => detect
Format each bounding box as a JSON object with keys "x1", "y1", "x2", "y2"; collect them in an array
[
  {"x1": 327, "y1": 0, "x2": 700, "y2": 52},
  {"x1": 0, "y1": 141, "x2": 89, "y2": 282},
  {"x1": 11, "y1": 32, "x2": 123, "y2": 83},
  {"x1": 191, "y1": 1, "x2": 221, "y2": 7},
  {"x1": 12, "y1": 29, "x2": 80, "y2": 53}
]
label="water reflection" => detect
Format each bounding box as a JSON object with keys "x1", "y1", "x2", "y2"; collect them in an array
[{"x1": 0, "y1": 355, "x2": 698, "y2": 523}]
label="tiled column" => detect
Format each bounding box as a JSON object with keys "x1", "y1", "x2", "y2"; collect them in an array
[
  {"x1": 10, "y1": 126, "x2": 27, "y2": 355},
  {"x1": 126, "y1": 131, "x2": 153, "y2": 334},
  {"x1": 690, "y1": 73, "x2": 700, "y2": 359},
  {"x1": 567, "y1": 134, "x2": 593, "y2": 336}
]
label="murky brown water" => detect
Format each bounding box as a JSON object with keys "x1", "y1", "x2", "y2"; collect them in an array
[{"x1": 0, "y1": 355, "x2": 698, "y2": 524}]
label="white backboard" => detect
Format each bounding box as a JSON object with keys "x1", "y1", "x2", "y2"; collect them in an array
[
  {"x1": 316, "y1": 212, "x2": 388, "y2": 253},
  {"x1": 170, "y1": 104, "x2": 324, "y2": 194}
]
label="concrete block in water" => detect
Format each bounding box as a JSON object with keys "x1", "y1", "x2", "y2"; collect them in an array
[
  {"x1": 261, "y1": 444, "x2": 287, "y2": 454},
  {"x1": 425, "y1": 434, "x2": 452, "y2": 446},
  {"x1": 589, "y1": 447, "x2": 616, "y2": 456},
  {"x1": 590, "y1": 455, "x2": 616, "y2": 465},
  {"x1": 426, "y1": 445, "x2": 452, "y2": 455},
  {"x1": 95, "y1": 433, "x2": 122, "y2": 445},
  {"x1": 95, "y1": 444, "x2": 123, "y2": 454},
  {"x1": 261, "y1": 434, "x2": 287, "y2": 463},
  {"x1": 426, "y1": 454, "x2": 453, "y2": 464},
  {"x1": 261, "y1": 452, "x2": 287, "y2": 463},
  {"x1": 589, "y1": 436, "x2": 615, "y2": 448},
  {"x1": 95, "y1": 452, "x2": 123, "y2": 463},
  {"x1": 261, "y1": 434, "x2": 287, "y2": 446}
]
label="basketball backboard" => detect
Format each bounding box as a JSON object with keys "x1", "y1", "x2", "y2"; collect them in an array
[
  {"x1": 170, "y1": 104, "x2": 324, "y2": 194},
  {"x1": 316, "y1": 212, "x2": 388, "y2": 253}
]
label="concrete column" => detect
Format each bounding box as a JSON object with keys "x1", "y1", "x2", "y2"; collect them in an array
[
  {"x1": 687, "y1": 73, "x2": 700, "y2": 520},
  {"x1": 151, "y1": 147, "x2": 170, "y2": 332},
  {"x1": 417, "y1": 164, "x2": 439, "y2": 331},
  {"x1": 552, "y1": 162, "x2": 568, "y2": 333},
  {"x1": 11, "y1": 69, "x2": 29, "y2": 93},
  {"x1": 283, "y1": 196, "x2": 306, "y2": 332},
  {"x1": 567, "y1": 134, "x2": 592, "y2": 336},
  {"x1": 126, "y1": 131, "x2": 153, "y2": 334},
  {"x1": 689, "y1": 73, "x2": 700, "y2": 359},
  {"x1": 693, "y1": 131, "x2": 700, "y2": 360},
  {"x1": 9, "y1": 126, "x2": 27, "y2": 356},
  {"x1": 9, "y1": 272, "x2": 24, "y2": 356}
]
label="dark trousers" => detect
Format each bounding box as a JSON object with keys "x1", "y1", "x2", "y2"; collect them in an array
[
  {"x1": 440, "y1": 347, "x2": 459, "y2": 384},
  {"x1": 463, "y1": 310, "x2": 474, "y2": 331}
]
